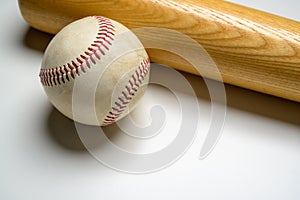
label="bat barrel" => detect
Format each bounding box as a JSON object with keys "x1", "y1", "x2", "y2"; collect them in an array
[{"x1": 19, "y1": 0, "x2": 300, "y2": 102}]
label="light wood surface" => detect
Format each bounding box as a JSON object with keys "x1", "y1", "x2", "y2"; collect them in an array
[{"x1": 18, "y1": 0, "x2": 300, "y2": 102}]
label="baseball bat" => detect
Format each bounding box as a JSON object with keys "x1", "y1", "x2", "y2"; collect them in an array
[{"x1": 18, "y1": 0, "x2": 300, "y2": 102}]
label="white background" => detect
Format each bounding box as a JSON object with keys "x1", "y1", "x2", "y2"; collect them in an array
[{"x1": 1, "y1": 0, "x2": 300, "y2": 199}]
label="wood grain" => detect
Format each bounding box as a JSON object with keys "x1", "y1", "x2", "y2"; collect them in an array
[{"x1": 18, "y1": 0, "x2": 300, "y2": 102}]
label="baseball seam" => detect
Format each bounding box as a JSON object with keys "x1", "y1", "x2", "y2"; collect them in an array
[
  {"x1": 102, "y1": 57, "x2": 150, "y2": 126},
  {"x1": 39, "y1": 16, "x2": 115, "y2": 87}
]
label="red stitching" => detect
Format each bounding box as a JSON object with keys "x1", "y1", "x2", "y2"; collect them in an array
[
  {"x1": 39, "y1": 16, "x2": 115, "y2": 87},
  {"x1": 63, "y1": 65, "x2": 70, "y2": 81},
  {"x1": 102, "y1": 57, "x2": 150, "y2": 126}
]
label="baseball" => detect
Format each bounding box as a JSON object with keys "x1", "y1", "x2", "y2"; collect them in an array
[{"x1": 39, "y1": 16, "x2": 150, "y2": 126}]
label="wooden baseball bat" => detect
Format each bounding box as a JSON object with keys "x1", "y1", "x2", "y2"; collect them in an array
[{"x1": 18, "y1": 0, "x2": 300, "y2": 102}]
